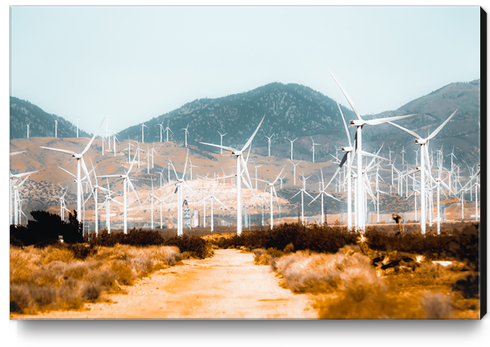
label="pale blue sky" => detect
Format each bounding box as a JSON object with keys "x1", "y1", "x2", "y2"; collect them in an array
[{"x1": 10, "y1": 6, "x2": 480, "y2": 134}]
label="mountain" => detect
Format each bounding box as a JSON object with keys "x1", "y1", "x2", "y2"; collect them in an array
[
  {"x1": 117, "y1": 83, "x2": 358, "y2": 161},
  {"x1": 365, "y1": 79, "x2": 480, "y2": 165},
  {"x1": 10, "y1": 96, "x2": 91, "y2": 139},
  {"x1": 116, "y1": 80, "x2": 480, "y2": 165}
]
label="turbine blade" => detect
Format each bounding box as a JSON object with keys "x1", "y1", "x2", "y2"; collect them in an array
[
  {"x1": 308, "y1": 192, "x2": 321, "y2": 205},
  {"x1": 365, "y1": 114, "x2": 417, "y2": 126},
  {"x1": 81, "y1": 118, "x2": 105, "y2": 155},
  {"x1": 387, "y1": 121, "x2": 421, "y2": 139},
  {"x1": 41, "y1": 146, "x2": 77, "y2": 156},
  {"x1": 336, "y1": 100, "x2": 352, "y2": 147},
  {"x1": 58, "y1": 166, "x2": 77, "y2": 179},
  {"x1": 326, "y1": 67, "x2": 361, "y2": 120},
  {"x1": 241, "y1": 115, "x2": 266, "y2": 152},
  {"x1": 427, "y1": 109, "x2": 458, "y2": 141},
  {"x1": 200, "y1": 141, "x2": 236, "y2": 153}
]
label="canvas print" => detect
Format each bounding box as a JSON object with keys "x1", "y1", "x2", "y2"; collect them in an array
[{"x1": 9, "y1": 6, "x2": 484, "y2": 319}]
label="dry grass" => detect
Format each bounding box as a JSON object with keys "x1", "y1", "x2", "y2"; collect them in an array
[
  {"x1": 270, "y1": 244, "x2": 478, "y2": 319},
  {"x1": 10, "y1": 244, "x2": 182, "y2": 315}
]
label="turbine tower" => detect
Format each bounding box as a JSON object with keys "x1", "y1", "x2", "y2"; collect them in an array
[
  {"x1": 218, "y1": 131, "x2": 227, "y2": 155},
  {"x1": 264, "y1": 134, "x2": 274, "y2": 157},
  {"x1": 201, "y1": 115, "x2": 265, "y2": 235},
  {"x1": 99, "y1": 156, "x2": 141, "y2": 234},
  {"x1": 388, "y1": 109, "x2": 457, "y2": 234},
  {"x1": 41, "y1": 119, "x2": 104, "y2": 223},
  {"x1": 287, "y1": 137, "x2": 298, "y2": 161},
  {"x1": 327, "y1": 67, "x2": 416, "y2": 232}
]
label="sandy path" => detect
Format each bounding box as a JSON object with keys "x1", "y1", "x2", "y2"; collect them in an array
[{"x1": 13, "y1": 249, "x2": 317, "y2": 319}]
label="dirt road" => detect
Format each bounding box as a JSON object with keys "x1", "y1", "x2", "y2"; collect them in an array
[{"x1": 14, "y1": 249, "x2": 317, "y2": 319}]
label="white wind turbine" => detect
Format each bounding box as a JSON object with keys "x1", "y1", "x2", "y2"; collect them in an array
[
  {"x1": 287, "y1": 137, "x2": 298, "y2": 161},
  {"x1": 26, "y1": 124, "x2": 30, "y2": 139},
  {"x1": 143, "y1": 180, "x2": 161, "y2": 230},
  {"x1": 218, "y1": 131, "x2": 227, "y2": 155},
  {"x1": 257, "y1": 166, "x2": 285, "y2": 229},
  {"x1": 264, "y1": 134, "x2": 274, "y2": 157},
  {"x1": 327, "y1": 68, "x2": 416, "y2": 232},
  {"x1": 11, "y1": 171, "x2": 37, "y2": 226},
  {"x1": 164, "y1": 150, "x2": 199, "y2": 235},
  {"x1": 182, "y1": 123, "x2": 190, "y2": 147},
  {"x1": 388, "y1": 109, "x2": 457, "y2": 234},
  {"x1": 141, "y1": 123, "x2": 148, "y2": 144},
  {"x1": 198, "y1": 180, "x2": 229, "y2": 231},
  {"x1": 253, "y1": 163, "x2": 263, "y2": 190},
  {"x1": 336, "y1": 100, "x2": 356, "y2": 230},
  {"x1": 201, "y1": 116, "x2": 265, "y2": 235},
  {"x1": 158, "y1": 123, "x2": 164, "y2": 142},
  {"x1": 54, "y1": 120, "x2": 58, "y2": 138},
  {"x1": 310, "y1": 137, "x2": 320, "y2": 163},
  {"x1": 164, "y1": 121, "x2": 173, "y2": 142},
  {"x1": 41, "y1": 119, "x2": 104, "y2": 223},
  {"x1": 291, "y1": 173, "x2": 314, "y2": 225},
  {"x1": 99, "y1": 156, "x2": 141, "y2": 234},
  {"x1": 98, "y1": 178, "x2": 123, "y2": 233},
  {"x1": 288, "y1": 159, "x2": 302, "y2": 186},
  {"x1": 309, "y1": 168, "x2": 341, "y2": 225},
  {"x1": 53, "y1": 184, "x2": 70, "y2": 221}
]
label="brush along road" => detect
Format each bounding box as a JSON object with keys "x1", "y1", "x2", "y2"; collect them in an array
[{"x1": 14, "y1": 249, "x2": 317, "y2": 319}]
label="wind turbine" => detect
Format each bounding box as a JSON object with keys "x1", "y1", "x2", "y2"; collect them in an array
[
  {"x1": 98, "y1": 178, "x2": 123, "y2": 233},
  {"x1": 287, "y1": 137, "x2": 297, "y2": 161},
  {"x1": 310, "y1": 137, "x2": 320, "y2": 163},
  {"x1": 291, "y1": 173, "x2": 314, "y2": 225},
  {"x1": 158, "y1": 123, "x2": 164, "y2": 142},
  {"x1": 141, "y1": 123, "x2": 148, "y2": 144},
  {"x1": 41, "y1": 119, "x2": 104, "y2": 223},
  {"x1": 264, "y1": 134, "x2": 274, "y2": 157},
  {"x1": 11, "y1": 171, "x2": 37, "y2": 226},
  {"x1": 388, "y1": 109, "x2": 457, "y2": 234},
  {"x1": 336, "y1": 100, "x2": 355, "y2": 230},
  {"x1": 54, "y1": 120, "x2": 58, "y2": 138},
  {"x1": 99, "y1": 156, "x2": 141, "y2": 234},
  {"x1": 164, "y1": 121, "x2": 173, "y2": 142},
  {"x1": 218, "y1": 131, "x2": 227, "y2": 155},
  {"x1": 182, "y1": 123, "x2": 190, "y2": 147},
  {"x1": 200, "y1": 115, "x2": 265, "y2": 235},
  {"x1": 253, "y1": 163, "x2": 263, "y2": 190},
  {"x1": 309, "y1": 168, "x2": 341, "y2": 225},
  {"x1": 143, "y1": 180, "x2": 161, "y2": 230},
  {"x1": 289, "y1": 159, "x2": 302, "y2": 186},
  {"x1": 257, "y1": 166, "x2": 285, "y2": 229},
  {"x1": 327, "y1": 67, "x2": 416, "y2": 232},
  {"x1": 164, "y1": 150, "x2": 199, "y2": 235},
  {"x1": 53, "y1": 184, "x2": 70, "y2": 221},
  {"x1": 198, "y1": 180, "x2": 229, "y2": 231},
  {"x1": 26, "y1": 124, "x2": 30, "y2": 139}
]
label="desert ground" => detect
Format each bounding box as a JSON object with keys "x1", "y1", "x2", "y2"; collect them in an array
[{"x1": 11, "y1": 249, "x2": 317, "y2": 319}]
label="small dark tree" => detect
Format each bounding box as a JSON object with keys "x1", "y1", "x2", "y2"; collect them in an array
[{"x1": 10, "y1": 210, "x2": 84, "y2": 247}]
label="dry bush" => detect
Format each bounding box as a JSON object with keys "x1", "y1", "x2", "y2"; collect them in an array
[
  {"x1": 10, "y1": 244, "x2": 182, "y2": 315},
  {"x1": 253, "y1": 249, "x2": 272, "y2": 265},
  {"x1": 275, "y1": 246, "x2": 372, "y2": 294},
  {"x1": 421, "y1": 291, "x2": 452, "y2": 319}
]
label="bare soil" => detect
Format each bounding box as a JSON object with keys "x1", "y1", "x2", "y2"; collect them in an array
[{"x1": 12, "y1": 249, "x2": 317, "y2": 319}]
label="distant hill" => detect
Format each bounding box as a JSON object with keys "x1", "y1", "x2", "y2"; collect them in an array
[
  {"x1": 366, "y1": 79, "x2": 480, "y2": 165},
  {"x1": 10, "y1": 79, "x2": 480, "y2": 165},
  {"x1": 10, "y1": 96, "x2": 91, "y2": 139},
  {"x1": 116, "y1": 80, "x2": 480, "y2": 165},
  {"x1": 117, "y1": 83, "x2": 358, "y2": 161}
]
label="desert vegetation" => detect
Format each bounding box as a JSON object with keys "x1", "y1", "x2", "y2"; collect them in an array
[
  {"x1": 241, "y1": 222, "x2": 480, "y2": 319},
  {"x1": 10, "y1": 210, "x2": 215, "y2": 315},
  {"x1": 10, "y1": 243, "x2": 182, "y2": 315}
]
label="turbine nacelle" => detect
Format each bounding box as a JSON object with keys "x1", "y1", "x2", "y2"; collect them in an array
[
  {"x1": 341, "y1": 146, "x2": 354, "y2": 152},
  {"x1": 415, "y1": 138, "x2": 428, "y2": 145},
  {"x1": 350, "y1": 120, "x2": 365, "y2": 127}
]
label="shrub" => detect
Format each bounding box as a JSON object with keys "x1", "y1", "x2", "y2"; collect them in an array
[
  {"x1": 10, "y1": 210, "x2": 84, "y2": 247},
  {"x1": 164, "y1": 235, "x2": 212, "y2": 259},
  {"x1": 110, "y1": 260, "x2": 135, "y2": 286}
]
